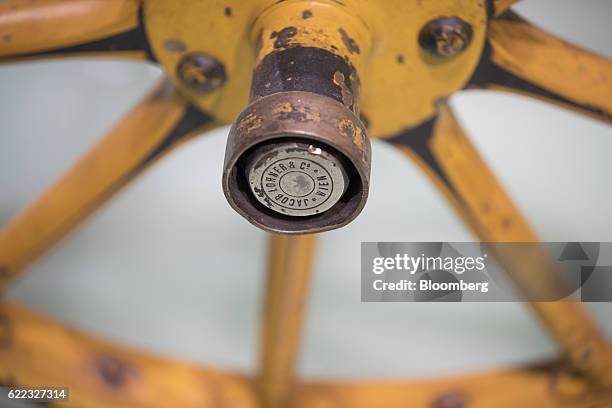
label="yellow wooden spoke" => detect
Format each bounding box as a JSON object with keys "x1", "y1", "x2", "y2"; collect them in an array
[
  {"x1": 0, "y1": 80, "x2": 216, "y2": 292},
  {"x1": 0, "y1": 0, "x2": 152, "y2": 62},
  {"x1": 0, "y1": 300, "x2": 258, "y2": 408},
  {"x1": 385, "y1": 105, "x2": 612, "y2": 386},
  {"x1": 258, "y1": 233, "x2": 318, "y2": 408},
  {"x1": 469, "y1": 11, "x2": 612, "y2": 123},
  {"x1": 493, "y1": 0, "x2": 520, "y2": 16}
]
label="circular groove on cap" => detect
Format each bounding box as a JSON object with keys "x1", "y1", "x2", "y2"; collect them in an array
[{"x1": 246, "y1": 141, "x2": 349, "y2": 217}]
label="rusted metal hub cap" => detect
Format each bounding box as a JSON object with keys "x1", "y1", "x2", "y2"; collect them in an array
[
  {"x1": 222, "y1": 91, "x2": 370, "y2": 234},
  {"x1": 245, "y1": 141, "x2": 349, "y2": 217}
]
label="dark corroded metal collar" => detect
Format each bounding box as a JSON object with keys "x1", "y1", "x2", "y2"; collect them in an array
[{"x1": 222, "y1": 91, "x2": 370, "y2": 234}]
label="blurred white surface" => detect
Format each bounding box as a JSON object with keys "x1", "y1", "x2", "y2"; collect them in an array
[{"x1": 1, "y1": 0, "x2": 612, "y2": 380}]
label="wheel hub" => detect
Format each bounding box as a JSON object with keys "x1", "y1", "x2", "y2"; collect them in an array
[
  {"x1": 143, "y1": 0, "x2": 488, "y2": 233},
  {"x1": 144, "y1": 0, "x2": 488, "y2": 136}
]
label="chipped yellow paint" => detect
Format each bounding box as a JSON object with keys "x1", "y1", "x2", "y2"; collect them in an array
[
  {"x1": 252, "y1": 0, "x2": 372, "y2": 73},
  {"x1": 337, "y1": 118, "x2": 357, "y2": 141},
  {"x1": 296, "y1": 106, "x2": 321, "y2": 123},
  {"x1": 273, "y1": 102, "x2": 294, "y2": 114},
  {"x1": 239, "y1": 113, "x2": 263, "y2": 134},
  {"x1": 333, "y1": 71, "x2": 355, "y2": 109},
  {"x1": 353, "y1": 126, "x2": 364, "y2": 148}
]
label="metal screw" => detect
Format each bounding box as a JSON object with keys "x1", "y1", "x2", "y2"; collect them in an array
[
  {"x1": 419, "y1": 17, "x2": 473, "y2": 58},
  {"x1": 177, "y1": 53, "x2": 226, "y2": 93},
  {"x1": 96, "y1": 355, "x2": 130, "y2": 387}
]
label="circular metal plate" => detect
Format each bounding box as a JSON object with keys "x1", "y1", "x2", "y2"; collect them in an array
[{"x1": 246, "y1": 142, "x2": 348, "y2": 217}]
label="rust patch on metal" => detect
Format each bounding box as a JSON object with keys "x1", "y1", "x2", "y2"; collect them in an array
[
  {"x1": 338, "y1": 28, "x2": 360, "y2": 54},
  {"x1": 239, "y1": 113, "x2": 263, "y2": 133},
  {"x1": 273, "y1": 102, "x2": 293, "y2": 114},
  {"x1": 353, "y1": 126, "x2": 364, "y2": 148},
  {"x1": 338, "y1": 119, "x2": 356, "y2": 139},
  {"x1": 96, "y1": 355, "x2": 134, "y2": 388},
  {"x1": 333, "y1": 71, "x2": 353, "y2": 108},
  {"x1": 271, "y1": 26, "x2": 297, "y2": 49},
  {"x1": 297, "y1": 105, "x2": 321, "y2": 123},
  {"x1": 223, "y1": 91, "x2": 370, "y2": 234},
  {"x1": 276, "y1": 104, "x2": 321, "y2": 123}
]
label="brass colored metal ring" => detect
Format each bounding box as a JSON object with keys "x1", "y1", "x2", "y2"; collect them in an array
[{"x1": 222, "y1": 91, "x2": 370, "y2": 234}]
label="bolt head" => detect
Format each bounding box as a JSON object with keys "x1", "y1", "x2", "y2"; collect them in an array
[
  {"x1": 433, "y1": 392, "x2": 466, "y2": 408},
  {"x1": 419, "y1": 17, "x2": 473, "y2": 58},
  {"x1": 177, "y1": 53, "x2": 226, "y2": 93}
]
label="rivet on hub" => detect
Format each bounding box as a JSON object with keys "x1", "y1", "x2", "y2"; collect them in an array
[
  {"x1": 419, "y1": 17, "x2": 473, "y2": 58},
  {"x1": 176, "y1": 52, "x2": 226, "y2": 93}
]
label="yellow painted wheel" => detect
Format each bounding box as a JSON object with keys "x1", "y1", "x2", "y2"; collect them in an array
[{"x1": 0, "y1": 0, "x2": 611, "y2": 407}]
